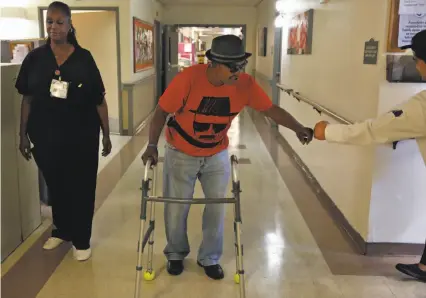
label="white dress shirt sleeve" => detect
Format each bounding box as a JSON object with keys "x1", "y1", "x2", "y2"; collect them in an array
[{"x1": 324, "y1": 93, "x2": 426, "y2": 145}]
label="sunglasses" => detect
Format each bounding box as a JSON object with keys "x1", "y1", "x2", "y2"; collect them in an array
[{"x1": 222, "y1": 60, "x2": 248, "y2": 73}]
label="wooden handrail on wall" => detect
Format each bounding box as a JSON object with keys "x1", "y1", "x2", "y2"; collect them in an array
[{"x1": 276, "y1": 83, "x2": 353, "y2": 125}]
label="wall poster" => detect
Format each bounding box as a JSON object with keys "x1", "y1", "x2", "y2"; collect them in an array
[
  {"x1": 399, "y1": 0, "x2": 426, "y2": 15},
  {"x1": 133, "y1": 17, "x2": 154, "y2": 72},
  {"x1": 388, "y1": 0, "x2": 426, "y2": 51},
  {"x1": 287, "y1": 9, "x2": 314, "y2": 55},
  {"x1": 398, "y1": 13, "x2": 426, "y2": 47}
]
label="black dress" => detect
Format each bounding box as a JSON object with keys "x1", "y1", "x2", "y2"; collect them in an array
[{"x1": 15, "y1": 44, "x2": 105, "y2": 250}]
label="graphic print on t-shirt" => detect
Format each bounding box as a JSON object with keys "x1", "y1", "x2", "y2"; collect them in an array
[{"x1": 189, "y1": 96, "x2": 238, "y2": 145}]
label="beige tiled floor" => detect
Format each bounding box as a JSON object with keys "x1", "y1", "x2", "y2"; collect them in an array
[{"x1": 36, "y1": 113, "x2": 425, "y2": 298}]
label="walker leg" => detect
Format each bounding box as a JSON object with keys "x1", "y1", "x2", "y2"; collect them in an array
[
  {"x1": 134, "y1": 178, "x2": 150, "y2": 298},
  {"x1": 231, "y1": 155, "x2": 246, "y2": 298},
  {"x1": 233, "y1": 184, "x2": 246, "y2": 298},
  {"x1": 144, "y1": 167, "x2": 157, "y2": 281}
]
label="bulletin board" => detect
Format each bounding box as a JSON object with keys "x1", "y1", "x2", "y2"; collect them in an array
[{"x1": 387, "y1": 0, "x2": 426, "y2": 52}]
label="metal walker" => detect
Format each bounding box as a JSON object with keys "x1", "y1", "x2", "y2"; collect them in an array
[{"x1": 134, "y1": 155, "x2": 246, "y2": 298}]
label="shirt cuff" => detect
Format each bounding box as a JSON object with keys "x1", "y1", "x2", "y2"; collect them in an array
[{"x1": 324, "y1": 124, "x2": 345, "y2": 142}]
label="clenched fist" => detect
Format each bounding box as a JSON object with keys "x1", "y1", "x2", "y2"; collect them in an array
[
  {"x1": 296, "y1": 127, "x2": 314, "y2": 145},
  {"x1": 314, "y1": 121, "x2": 329, "y2": 140}
]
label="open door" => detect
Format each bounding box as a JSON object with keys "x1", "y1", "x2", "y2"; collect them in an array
[{"x1": 162, "y1": 25, "x2": 179, "y2": 89}]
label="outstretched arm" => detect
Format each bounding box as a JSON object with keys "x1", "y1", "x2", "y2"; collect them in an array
[
  {"x1": 314, "y1": 96, "x2": 426, "y2": 145},
  {"x1": 263, "y1": 104, "x2": 305, "y2": 133},
  {"x1": 247, "y1": 77, "x2": 313, "y2": 144}
]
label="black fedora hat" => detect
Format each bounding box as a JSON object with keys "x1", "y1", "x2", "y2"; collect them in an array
[{"x1": 205, "y1": 34, "x2": 252, "y2": 63}]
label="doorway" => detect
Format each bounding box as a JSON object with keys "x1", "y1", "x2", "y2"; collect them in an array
[
  {"x1": 161, "y1": 24, "x2": 247, "y2": 93},
  {"x1": 38, "y1": 7, "x2": 123, "y2": 135}
]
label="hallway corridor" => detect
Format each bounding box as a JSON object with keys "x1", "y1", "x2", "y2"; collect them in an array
[{"x1": 2, "y1": 110, "x2": 424, "y2": 298}]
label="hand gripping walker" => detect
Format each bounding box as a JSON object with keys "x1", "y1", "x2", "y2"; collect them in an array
[{"x1": 134, "y1": 155, "x2": 246, "y2": 298}]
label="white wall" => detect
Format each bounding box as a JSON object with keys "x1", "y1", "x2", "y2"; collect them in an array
[
  {"x1": 277, "y1": 0, "x2": 389, "y2": 239},
  {"x1": 258, "y1": 0, "x2": 426, "y2": 243},
  {"x1": 279, "y1": 94, "x2": 375, "y2": 239},
  {"x1": 72, "y1": 11, "x2": 120, "y2": 132},
  {"x1": 162, "y1": 4, "x2": 257, "y2": 75},
  {"x1": 369, "y1": 82, "x2": 426, "y2": 243}
]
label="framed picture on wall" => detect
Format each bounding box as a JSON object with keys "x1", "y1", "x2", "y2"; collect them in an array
[
  {"x1": 133, "y1": 17, "x2": 154, "y2": 72},
  {"x1": 287, "y1": 9, "x2": 314, "y2": 55},
  {"x1": 8, "y1": 41, "x2": 34, "y2": 63},
  {"x1": 258, "y1": 27, "x2": 267, "y2": 57}
]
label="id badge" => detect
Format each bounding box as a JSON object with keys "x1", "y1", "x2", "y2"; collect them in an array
[{"x1": 50, "y1": 79, "x2": 69, "y2": 99}]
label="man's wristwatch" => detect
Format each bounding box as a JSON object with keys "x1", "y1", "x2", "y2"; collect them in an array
[{"x1": 148, "y1": 144, "x2": 157, "y2": 149}]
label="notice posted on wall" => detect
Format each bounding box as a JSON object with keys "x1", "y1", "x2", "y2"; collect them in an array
[
  {"x1": 399, "y1": 0, "x2": 426, "y2": 15},
  {"x1": 398, "y1": 14, "x2": 426, "y2": 47}
]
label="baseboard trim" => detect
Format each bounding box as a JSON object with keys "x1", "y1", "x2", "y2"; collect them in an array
[
  {"x1": 255, "y1": 111, "x2": 424, "y2": 256},
  {"x1": 365, "y1": 242, "x2": 424, "y2": 256}
]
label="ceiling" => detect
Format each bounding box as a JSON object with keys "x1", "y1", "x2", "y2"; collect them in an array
[{"x1": 157, "y1": 0, "x2": 262, "y2": 6}]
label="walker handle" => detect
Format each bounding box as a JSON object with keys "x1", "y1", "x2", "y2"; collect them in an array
[
  {"x1": 231, "y1": 155, "x2": 239, "y2": 183},
  {"x1": 144, "y1": 158, "x2": 153, "y2": 181}
]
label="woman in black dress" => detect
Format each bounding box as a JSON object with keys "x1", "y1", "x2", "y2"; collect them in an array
[{"x1": 16, "y1": 1, "x2": 112, "y2": 261}]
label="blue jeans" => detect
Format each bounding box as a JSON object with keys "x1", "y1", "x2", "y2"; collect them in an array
[{"x1": 163, "y1": 145, "x2": 230, "y2": 266}]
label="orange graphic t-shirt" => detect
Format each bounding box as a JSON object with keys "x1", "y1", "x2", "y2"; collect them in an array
[{"x1": 158, "y1": 64, "x2": 273, "y2": 157}]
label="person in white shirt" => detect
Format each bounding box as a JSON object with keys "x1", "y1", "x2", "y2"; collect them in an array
[{"x1": 313, "y1": 29, "x2": 426, "y2": 282}]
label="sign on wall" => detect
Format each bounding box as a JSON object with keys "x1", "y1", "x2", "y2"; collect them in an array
[
  {"x1": 399, "y1": 0, "x2": 426, "y2": 15},
  {"x1": 398, "y1": 13, "x2": 426, "y2": 47},
  {"x1": 363, "y1": 39, "x2": 379, "y2": 65},
  {"x1": 387, "y1": 0, "x2": 426, "y2": 52}
]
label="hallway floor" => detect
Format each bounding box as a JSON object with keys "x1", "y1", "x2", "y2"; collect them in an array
[{"x1": 2, "y1": 110, "x2": 424, "y2": 298}]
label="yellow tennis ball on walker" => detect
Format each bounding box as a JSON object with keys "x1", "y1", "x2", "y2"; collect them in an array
[
  {"x1": 144, "y1": 270, "x2": 156, "y2": 281},
  {"x1": 234, "y1": 273, "x2": 240, "y2": 284}
]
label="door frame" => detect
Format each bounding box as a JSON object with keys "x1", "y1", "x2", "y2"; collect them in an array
[
  {"x1": 154, "y1": 20, "x2": 163, "y2": 103},
  {"x1": 271, "y1": 27, "x2": 283, "y2": 130},
  {"x1": 174, "y1": 24, "x2": 247, "y2": 66},
  {"x1": 174, "y1": 24, "x2": 247, "y2": 48},
  {"x1": 161, "y1": 24, "x2": 248, "y2": 91},
  {"x1": 37, "y1": 6, "x2": 124, "y2": 135}
]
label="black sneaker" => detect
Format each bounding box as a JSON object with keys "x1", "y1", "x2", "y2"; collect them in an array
[
  {"x1": 167, "y1": 260, "x2": 184, "y2": 276},
  {"x1": 395, "y1": 263, "x2": 426, "y2": 282},
  {"x1": 197, "y1": 261, "x2": 224, "y2": 280}
]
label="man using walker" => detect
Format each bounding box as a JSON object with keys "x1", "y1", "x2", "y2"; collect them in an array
[{"x1": 141, "y1": 35, "x2": 313, "y2": 281}]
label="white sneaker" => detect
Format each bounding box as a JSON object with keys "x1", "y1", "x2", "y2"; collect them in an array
[
  {"x1": 72, "y1": 246, "x2": 92, "y2": 261},
  {"x1": 43, "y1": 237, "x2": 65, "y2": 250}
]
